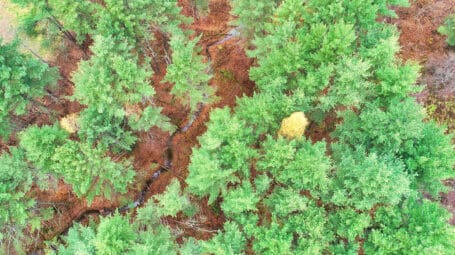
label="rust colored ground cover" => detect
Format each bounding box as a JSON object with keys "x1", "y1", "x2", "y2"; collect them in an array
[
  {"x1": 19, "y1": 0, "x2": 256, "y2": 252},
  {"x1": 4, "y1": 0, "x2": 454, "y2": 253}
]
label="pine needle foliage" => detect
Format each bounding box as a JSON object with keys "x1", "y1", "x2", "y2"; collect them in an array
[
  {"x1": 0, "y1": 148, "x2": 34, "y2": 252},
  {"x1": 94, "y1": 213, "x2": 137, "y2": 255},
  {"x1": 77, "y1": 107, "x2": 138, "y2": 153},
  {"x1": 57, "y1": 222, "x2": 96, "y2": 255},
  {"x1": 185, "y1": 0, "x2": 455, "y2": 253},
  {"x1": 0, "y1": 39, "x2": 58, "y2": 139},
  {"x1": 151, "y1": 179, "x2": 194, "y2": 218},
  {"x1": 163, "y1": 32, "x2": 215, "y2": 112},
  {"x1": 72, "y1": 35, "x2": 172, "y2": 151},
  {"x1": 19, "y1": 124, "x2": 68, "y2": 189},
  {"x1": 46, "y1": 0, "x2": 98, "y2": 44},
  {"x1": 55, "y1": 178, "x2": 194, "y2": 254},
  {"x1": 19, "y1": 124, "x2": 68, "y2": 174},
  {"x1": 186, "y1": 108, "x2": 257, "y2": 204},
  {"x1": 11, "y1": 0, "x2": 70, "y2": 47},
  {"x1": 333, "y1": 99, "x2": 455, "y2": 197},
  {"x1": 10, "y1": 0, "x2": 454, "y2": 254},
  {"x1": 96, "y1": 0, "x2": 189, "y2": 46},
  {"x1": 230, "y1": 0, "x2": 280, "y2": 39},
  {"x1": 438, "y1": 14, "x2": 455, "y2": 46},
  {"x1": 330, "y1": 145, "x2": 411, "y2": 210},
  {"x1": 51, "y1": 141, "x2": 135, "y2": 204},
  {"x1": 199, "y1": 222, "x2": 247, "y2": 255},
  {"x1": 11, "y1": 0, "x2": 188, "y2": 47},
  {"x1": 364, "y1": 196, "x2": 455, "y2": 254},
  {"x1": 71, "y1": 36, "x2": 153, "y2": 114}
]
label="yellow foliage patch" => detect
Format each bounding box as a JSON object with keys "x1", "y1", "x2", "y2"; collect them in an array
[
  {"x1": 277, "y1": 112, "x2": 309, "y2": 139},
  {"x1": 60, "y1": 113, "x2": 79, "y2": 134}
]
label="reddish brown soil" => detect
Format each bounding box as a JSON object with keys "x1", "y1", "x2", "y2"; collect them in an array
[
  {"x1": 19, "y1": 44, "x2": 92, "y2": 252},
  {"x1": 392, "y1": 0, "x2": 455, "y2": 100},
  {"x1": 392, "y1": 0, "x2": 455, "y2": 224},
  {"x1": 21, "y1": 0, "x2": 254, "y2": 252},
  {"x1": 15, "y1": 0, "x2": 455, "y2": 253},
  {"x1": 144, "y1": 0, "x2": 254, "y2": 239},
  {"x1": 392, "y1": 0, "x2": 455, "y2": 61}
]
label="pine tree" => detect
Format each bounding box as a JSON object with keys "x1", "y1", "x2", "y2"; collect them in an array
[
  {"x1": 330, "y1": 145, "x2": 411, "y2": 210},
  {"x1": 128, "y1": 106, "x2": 175, "y2": 133},
  {"x1": 71, "y1": 35, "x2": 154, "y2": 114},
  {"x1": 51, "y1": 141, "x2": 135, "y2": 204},
  {"x1": 72, "y1": 35, "x2": 172, "y2": 150},
  {"x1": 19, "y1": 124, "x2": 68, "y2": 170},
  {"x1": 13, "y1": 0, "x2": 454, "y2": 253},
  {"x1": 95, "y1": 0, "x2": 189, "y2": 46},
  {"x1": 151, "y1": 179, "x2": 193, "y2": 218},
  {"x1": 199, "y1": 222, "x2": 246, "y2": 255},
  {"x1": 186, "y1": 108, "x2": 257, "y2": 204},
  {"x1": 47, "y1": 0, "x2": 98, "y2": 44},
  {"x1": 57, "y1": 222, "x2": 96, "y2": 255},
  {"x1": 12, "y1": 0, "x2": 188, "y2": 48},
  {"x1": 11, "y1": 0, "x2": 85, "y2": 47},
  {"x1": 94, "y1": 212, "x2": 137, "y2": 255},
  {"x1": 257, "y1": 136, "x2": 331, "y2": 197},
  {"x1": 221, "y1": 181, "x2": 260, "y2": 216},
  {"x1": 55, "y1": 178, "x2": 194, "y2": 254},
  {"x1": 163, "y1": 32, "x2": 215, "y2": 112},
  {"x1": 77, "y1": 107, "x2": 139, "y2": 152},
  {"x1": 364, "y1": 196, "x2": 455, "y2": 254},
  {"x1": 230, "y1": 0, "x2": 279, "y2": 39},
  {"x1": 333, "y1": 99, "x2": 455, "y2": 197},
  {"x1": 0, "y1": 148, "x2": 34, "y2": 253},
  {"x1": 0, "y1": 39, "x2": 58, "y2": 139}
]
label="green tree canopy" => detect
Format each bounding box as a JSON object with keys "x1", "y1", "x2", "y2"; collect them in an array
[
  {"x1": 56, "y1": 178, "x2": 194, "y2": 254},
  {"x1": 163, "y1": 32, "x2": 215, "y2": 112},
  {"x1": 184, "y1": 0, "x2": 455, "y2": 254},
  {"x1": 51, "y1": 141, "x2": 135, "y2": 204},
  {"x1": 0, "y1": 148, "x2": 35, "y2": 252},
  {"x1": 438, "y1": 14, "x2": 455, "y2": 46},
  {"x1": 72, "y1": 35, "x2": 172, "y2": 151},
  {"x1": 0, "y1": 39, "x2": 58, "y2": 139}
]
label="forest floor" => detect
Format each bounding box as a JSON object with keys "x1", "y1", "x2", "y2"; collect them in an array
[
  {"x1": 1, "y1": 0, "x2": 454, "y2": 253},
  {"x1": 16, "y1": 0, "x2": 255, "y2": 251},
  {"x1": 0, "y1": 0, "x2": 17, "y2": 42},
  {"x1": 0, "y1": 0, "x2": 52, "y2": 60}
]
